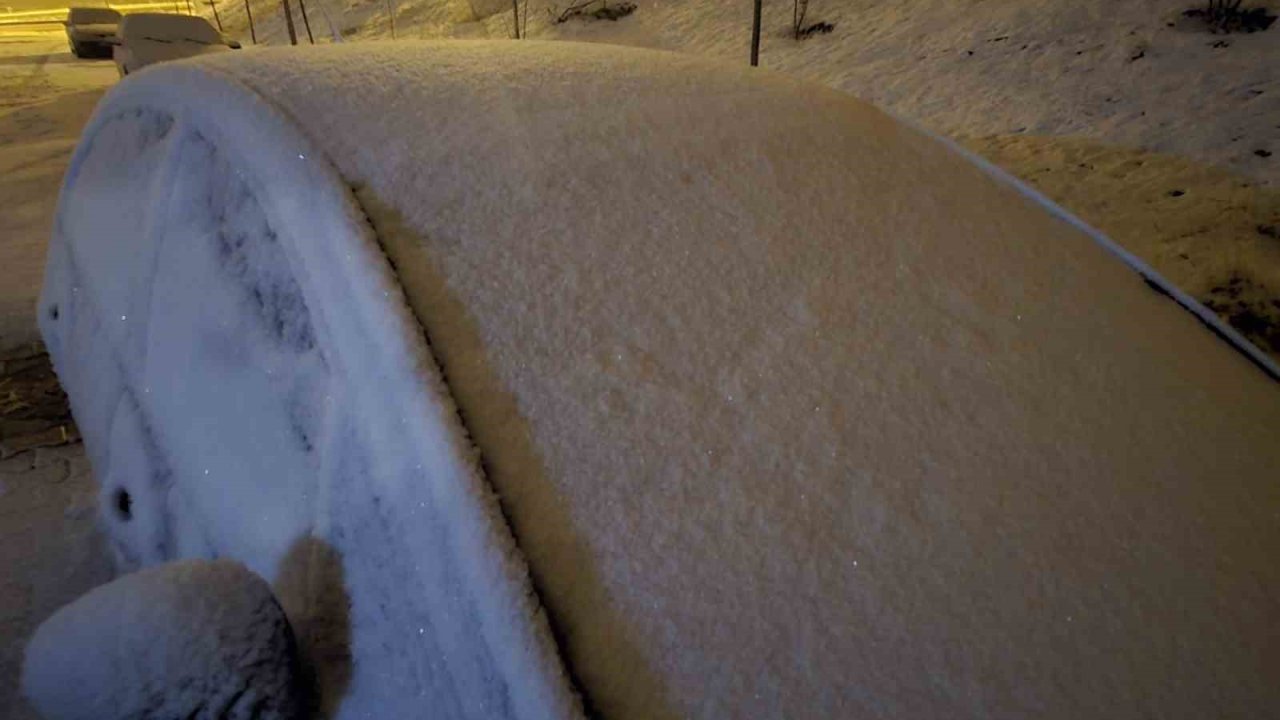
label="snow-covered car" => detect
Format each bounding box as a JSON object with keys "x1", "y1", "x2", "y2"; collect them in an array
[
  {"x1": 64, "y1": 7, "x2": 120, "y2": 59},
  {"x1": 38, "y1": 42, "x2": 1280, "y2": 719},
  {"x1": 112, "y1": 13, "x2": 240, "y2": 77}
]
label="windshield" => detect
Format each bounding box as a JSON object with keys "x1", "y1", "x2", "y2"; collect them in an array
[
  {"x1": 67, "y1": 8, "x2": 121, "y2": 24},
  {"x1": 122, "y1": 14, "x2": 223, "y2": 44}
]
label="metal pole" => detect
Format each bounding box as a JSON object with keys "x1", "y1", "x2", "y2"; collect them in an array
[
  {"x1": 244, "y1": 0, "x2": 256, "y2": 43},
  {"x1": 511, "y1": 0, "x2": 519, "y2": 39},
  {"x1": 313, "y1": 0, "x2": 341, "y2": 42},
  {"x1": 750, "y1": 0, "x2": 762, "y2": 66},
  {"x1": 297, "y1": 0, "x2": 313, "y2": 43},
  {"x1": 385, "y1": 0, "x2": 395, "y2": 38},
  {"x1": 281, "y1": 0, "x2": 297, "y2": 44},
  {"x1": 208, "y1": 0, "x2": 223, "y2": 31}
]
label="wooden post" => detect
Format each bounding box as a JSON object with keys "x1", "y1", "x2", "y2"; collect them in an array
[
  {"x1": 750, "y1": 0, "x2": 762, "y2": 66},
  {"x1": 281, "y1": 0, "x2": 297, "y2": 44},
  {"x1": 244, "y1": 0, "x2": 256, "y2": 43},
  {"x1": 385, "y1": 0, "x2": 395, "y2": 38},
  {"x1": 208, "y1": 0, "x2": 223, "y2": 31},
  {"x1": 297, "y1": 0, "x2": 313, "y2": 43},
  {"x1": 511, "y1": 0, "x2": 519, "y2": 39}
]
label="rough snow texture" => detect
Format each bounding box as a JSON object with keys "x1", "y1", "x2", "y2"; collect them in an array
[
  {"x1": 42, "y1": 41, "x2": 1280, "y2": 719},
  {"x1": 22, "y1": 559, "x2": 302, "y2": 720},
  {"x1": 39, "y1": 59, "x2": 580, "y2": 720},
  {"x1": 187, "y1": 42, "x2": 1279, "y2": 719}
]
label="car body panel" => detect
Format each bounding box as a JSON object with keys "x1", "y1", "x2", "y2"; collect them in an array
[{"x1": 65, "y1": 8, "x2": 120, "y2": 58}]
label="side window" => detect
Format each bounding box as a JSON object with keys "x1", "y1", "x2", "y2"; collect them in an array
[{"x1": 141, "y1": 128, "x2": 330, "y2": 574}]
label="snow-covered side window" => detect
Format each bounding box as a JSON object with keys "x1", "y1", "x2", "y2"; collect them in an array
[
  {"x1": 138, "y1": 128, "x2": 330, "y2": 576},
  {"x1": 203, "y1": 145, "x2": 317, "y2": 353},
  {"x1": 58, "y1": 108, "x2": 175, "y2": 368}
]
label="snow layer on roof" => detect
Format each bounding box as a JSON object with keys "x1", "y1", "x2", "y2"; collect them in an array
[
  {"x1": 187, "y1": 41, "x2": 1280, "y2": 719},
  {"x1": 39, "y1": 61, "x2": 579, "y2": 719}
]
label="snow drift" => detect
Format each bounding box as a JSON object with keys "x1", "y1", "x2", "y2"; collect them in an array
[{"x1": 40, "y1": 41, "x2": 1280, "y2": 719}]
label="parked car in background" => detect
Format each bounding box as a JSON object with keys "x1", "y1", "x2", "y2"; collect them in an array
[
  {"x1": 64, "y1": 7, "x2": 121, "y2": 59},
  {"x1": 112, "y1": 13, "x2": 240, "y2": 77}
]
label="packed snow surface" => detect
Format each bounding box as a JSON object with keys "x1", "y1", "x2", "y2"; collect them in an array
[
  {"x1": 41, "y1": 41, "x2": 1280, "y2": 719},
  {"x1": 22, "y1": 559, "x2": 302, "y2": 720}
]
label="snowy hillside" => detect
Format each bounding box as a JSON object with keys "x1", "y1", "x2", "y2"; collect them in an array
[{"x1": 200, "y1": 0, "x2": 1280, "y2": 357}]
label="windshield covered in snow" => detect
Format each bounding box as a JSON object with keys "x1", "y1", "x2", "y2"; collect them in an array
[
  {"x1": 120, "y1": 13, "x2": 222, "y2": 45},
  {"x1": 67, "y1": 7, "x2": 121, "y2": 25}
]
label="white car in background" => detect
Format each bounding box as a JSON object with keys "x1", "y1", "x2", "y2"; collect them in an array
[
  {"x1": 64, "y1": 7, "x2": 121, "y2": 59},
  {"x1": 112, "y1": 13, "x2": 240, "y2": 77}
]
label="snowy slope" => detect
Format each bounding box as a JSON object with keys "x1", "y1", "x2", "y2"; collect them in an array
[{"x1": 47, "y1": 41, "x2": 1280, "y2": 719}]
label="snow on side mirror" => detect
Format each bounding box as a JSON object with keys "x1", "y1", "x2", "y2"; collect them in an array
[{"x1": 22, "y1": 559, "x2": 304, "y2": 720}]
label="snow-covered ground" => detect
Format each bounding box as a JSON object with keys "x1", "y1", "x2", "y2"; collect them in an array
[
  {"x1": 0, "y1": 441, "x2": 111, "y2": 720},
  {"x1": 0, "y1": 26, "x2": 116, "y2": 720},
  {"x1": 0, "y1": 27, "x2": 115, "y2": 354}
]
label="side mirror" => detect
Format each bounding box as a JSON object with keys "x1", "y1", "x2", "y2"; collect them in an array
[{"x1": 227, "y1": 40, "x2": 242, "y2": 49}]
